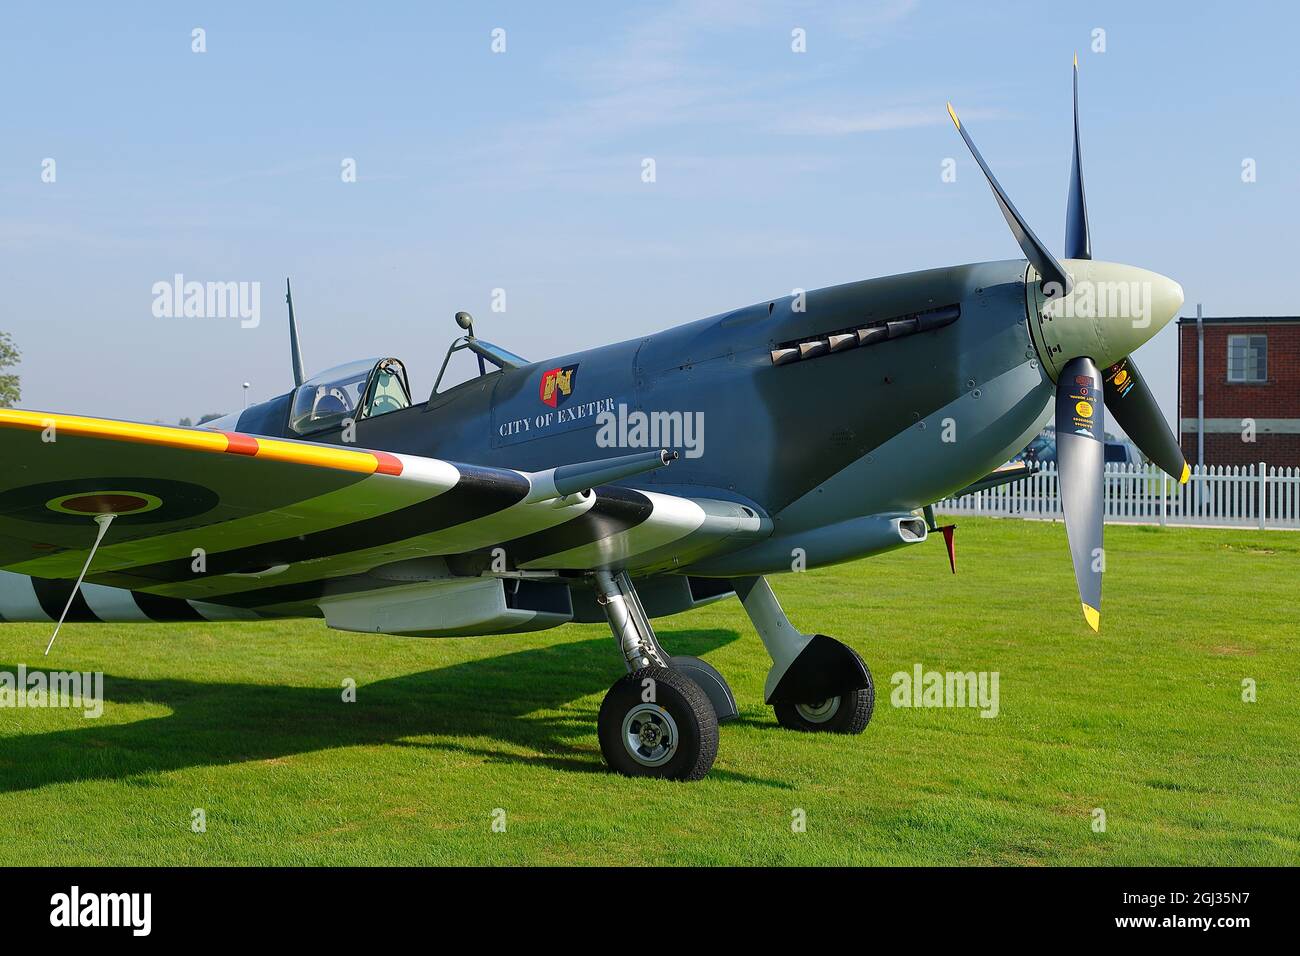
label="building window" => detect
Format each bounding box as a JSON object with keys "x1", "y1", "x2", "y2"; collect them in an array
[{"x1": 1227, "y1": 334, "x2": 1267, "y2": 383}]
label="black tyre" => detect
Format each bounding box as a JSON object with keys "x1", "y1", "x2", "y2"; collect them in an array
[
  {"x1": 773, "y1": 660, "x2": 874, "y2": 734},
  {"x1": 598, "y1": 666, "x2": 718, "y2": 781}
]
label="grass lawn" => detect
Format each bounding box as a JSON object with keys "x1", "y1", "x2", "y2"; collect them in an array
[{"x1": 1, "y1": 517, "x2": 1296, "y2": 866}]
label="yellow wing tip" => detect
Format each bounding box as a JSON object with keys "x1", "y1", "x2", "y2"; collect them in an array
[
  {"x1": 1179, "y1": 463, "x2": 1190, "y2": 484},
  {"x1": 946, "y1": 102, "x2": 960, "y2": 129},
  {"x1": 1082, "y1": 604, "x2": 1100, "y2": 632}
]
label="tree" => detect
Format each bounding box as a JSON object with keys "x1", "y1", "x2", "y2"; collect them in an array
[{"x1": 0, "y1": 332, "x2": 19, "y2": 408}]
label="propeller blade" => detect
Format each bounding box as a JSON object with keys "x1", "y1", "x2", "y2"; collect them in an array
[
  {"x1": 947, "y1": 102, "x2": 1073, "y2": 296},
  {"x1": 1065, "y1": 54, "x2": 1091, "y2": 260},
  {"x1": 1056, "y1": 356, "x2": 1105, "y2": 632},
  {"x1": 1103, "y1": 356, "x2": 1190, "y2": 483}
]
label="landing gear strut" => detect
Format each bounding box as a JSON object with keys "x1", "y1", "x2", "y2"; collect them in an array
[
  {"x1": 732, "y1": 576, "x2": 874, "y2": 734},
  {"x1": 592, "y1": 570, "x2": 734, "y2": 780}
]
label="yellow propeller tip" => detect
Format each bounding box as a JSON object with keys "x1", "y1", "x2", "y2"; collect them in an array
[
  {"x1": 946, "y1": 102, "x2": 960, "y2": 129},
  {"x1": 1082, "y1": 604, "x2": 1100, "y2": 632},
  {"x1": 1074, "y1": 52, "x2": 1078, "y2": 68},
  {"x1": 1179, "y1": 463, "x2": 1190, "y2": 485}
]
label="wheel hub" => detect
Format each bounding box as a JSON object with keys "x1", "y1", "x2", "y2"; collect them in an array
[
  {"x1": 622, "y1": 705, "x2": 679, "y2": 767},
  {"x1": 795, "y1": 697, "x2": 841, "y2": 724}
]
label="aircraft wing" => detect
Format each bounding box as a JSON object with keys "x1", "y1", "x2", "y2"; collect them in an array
[
  {"x1": 0, "y1": 409, "x2": 766, "y2": 622},
  {"x1": 951, "y1": 460, "x2": 1037, "y2": 498}
]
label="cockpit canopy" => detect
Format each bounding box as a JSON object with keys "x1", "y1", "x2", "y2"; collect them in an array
[
  {"x1": 200, "y1": 316, "x2": 531, "y2": 440},
  {"x1": 288, "y1": 357, "x2": 411, "y2": 436}
]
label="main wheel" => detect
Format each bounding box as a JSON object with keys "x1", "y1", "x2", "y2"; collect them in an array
[
  {"x1": 598, "y1": 666, "x2": 718, "y2": 781},
  {"x1": 773, "y1": 660, "x2": 874, "y2": 734}
]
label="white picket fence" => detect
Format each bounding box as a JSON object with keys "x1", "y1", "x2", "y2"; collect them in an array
[{"x1": 938, "y1": 462, "x2": 1300, "y2": 529}]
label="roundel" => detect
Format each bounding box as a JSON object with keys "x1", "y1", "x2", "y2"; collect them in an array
[
  {"x1": 1075, "y1": 400, "x2": 1094, "y2": 418},
  {"x1": 46, "y1": 491, "x2": 164, "y2": 516},
  {"x1": 0, "y1": 477, "x2": 218, "y2": 526}
]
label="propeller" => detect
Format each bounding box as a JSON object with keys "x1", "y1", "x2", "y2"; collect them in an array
[
  {"x1": 948, "y1": 57, "x2": 1188, "y2": 632},
  {"x1": 946, "y1": 103, "x2": 1072, "y2": 297},
  {"x1": 1065, "y1": 54, "x2": 1091, "y2": 261},
  {"x1": 1062, "y1": 56, "x2": 1190, "y2": 487},
  {"x1": 1102, "y1": 357, "x2": 1190, "y2": 483},
  {"x1": 1055, "y1": 357, "x2": 1104, "y2": 631}
]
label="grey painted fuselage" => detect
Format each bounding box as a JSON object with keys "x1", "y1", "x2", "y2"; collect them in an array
[{"x1": 247, "y1": 258, "x2": 1053, "y2": 576}]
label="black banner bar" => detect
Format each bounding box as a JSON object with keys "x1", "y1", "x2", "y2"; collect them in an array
[{"x1": 0, "y1": 866, "x2": 1283, "y2": 940}]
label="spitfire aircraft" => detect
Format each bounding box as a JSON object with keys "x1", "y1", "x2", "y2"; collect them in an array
[{"x1": 0, "y1": 64, "x2": 1188, "y2": 780}]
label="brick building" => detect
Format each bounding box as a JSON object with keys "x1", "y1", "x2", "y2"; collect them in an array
[{"x1": 1178, "y1": 313, "x2": 1300, "y2": 467}]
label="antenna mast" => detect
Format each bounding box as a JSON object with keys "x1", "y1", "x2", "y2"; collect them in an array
[{"x1": 286, "y1": 278, "x2": 306, "y2": 386}]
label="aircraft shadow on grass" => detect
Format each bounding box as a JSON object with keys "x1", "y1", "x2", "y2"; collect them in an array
[{"x1": 0, "y1": 627, "x2": 789, "y2": 792}]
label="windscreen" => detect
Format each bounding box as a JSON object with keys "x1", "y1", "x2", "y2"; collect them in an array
[{"x1": 288, "y1": 359, "x2": 376, "y2": 435}]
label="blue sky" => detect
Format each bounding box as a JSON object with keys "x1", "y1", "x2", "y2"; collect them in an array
[{"x1": 1, "y1": 0, "x2": 1295, "y2": 429}]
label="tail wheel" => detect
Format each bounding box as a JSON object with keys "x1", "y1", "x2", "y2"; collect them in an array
[
  {"x1": 598, "y1": 666, "x2": 718, "y2": 781},
  {"x1": 773, "y1": 661, "x2": 874, "y2": 734}
]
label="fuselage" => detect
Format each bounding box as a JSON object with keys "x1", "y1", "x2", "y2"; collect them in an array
[{"x1": 229, "y1": 258, "x2": 1055, "y2": 576}]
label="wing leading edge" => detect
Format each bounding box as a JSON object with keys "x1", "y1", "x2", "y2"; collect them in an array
[{"x1": 0, "y1": 409, "x2": 767, "y2": 623}]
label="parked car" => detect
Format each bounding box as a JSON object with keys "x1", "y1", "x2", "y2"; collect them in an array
[{"x1": 1014, "y1": 432, "x2": 1143, "y2": 467}]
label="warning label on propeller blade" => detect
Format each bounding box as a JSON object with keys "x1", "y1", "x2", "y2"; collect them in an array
[
  {"x1": 1065, "y1": 375, "x2": 1101, "y2": 440},
  {"x1": 1105, "y1": 359, "x2": 1136, "y2": 399}
]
